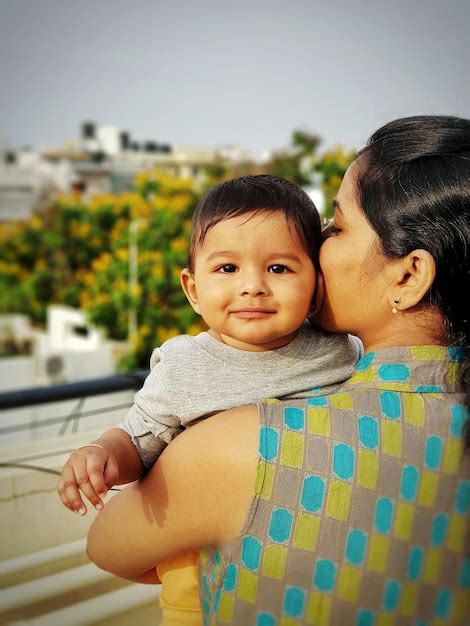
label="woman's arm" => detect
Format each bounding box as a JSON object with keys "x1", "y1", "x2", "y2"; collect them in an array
[{"x1": 86, "y1": 405, "x2": 259, "y2": 581}]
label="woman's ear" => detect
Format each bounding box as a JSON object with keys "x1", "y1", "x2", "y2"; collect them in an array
[
  {"x1": 309, "y1": 271, "x2": 324, "y2": 317},
  {"x1": 391, "y1": 249, "x2": 436, "y2": 311},
  {"x1": 180, "y1": 268, "x2": 200, "y2": 314}
]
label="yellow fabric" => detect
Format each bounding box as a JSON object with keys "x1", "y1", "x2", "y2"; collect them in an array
[{"x1": 156, "y1": 550, "x2": 203, "y2": 626}]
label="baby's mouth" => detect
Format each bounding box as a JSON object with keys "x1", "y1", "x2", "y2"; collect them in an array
[{"x1": 230, "y1": 308, "x2": 276, "y2": 319}]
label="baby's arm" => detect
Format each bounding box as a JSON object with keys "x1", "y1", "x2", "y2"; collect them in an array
[
  {"x1": 57, "y1": 428, "x2": 145, "y2": 515},
  {"x1": 116, "y1": 347, "x2": 184, "y2": 470},
  {"x1": 58, "y1": 344, "x2": 186, "y2": 515}
]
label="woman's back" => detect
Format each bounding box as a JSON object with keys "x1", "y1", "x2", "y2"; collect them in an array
[{"x1": 199, "y1": 346, "x2": 470, "y2": 625}]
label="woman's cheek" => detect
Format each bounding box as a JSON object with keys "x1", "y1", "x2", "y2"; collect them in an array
[{"x1": 319, "y1": 242, "x2": 338, "y2": 279}]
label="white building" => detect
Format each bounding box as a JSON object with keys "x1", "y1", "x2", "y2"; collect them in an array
[{"x1": 0, "y1": 306, "x2": 128, "y2": 445}]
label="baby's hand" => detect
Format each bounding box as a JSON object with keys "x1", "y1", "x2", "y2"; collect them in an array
[{"x1": 57, "y1": 444, "x2": 119, "y2": 516}]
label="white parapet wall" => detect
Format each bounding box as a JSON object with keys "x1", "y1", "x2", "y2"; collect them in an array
[
  {"x1": 0, "y1": 429, "x2": 109, "y2": 561},
  {"x1": 0, "y1": 306, "x2": 133, "y2": 446}
]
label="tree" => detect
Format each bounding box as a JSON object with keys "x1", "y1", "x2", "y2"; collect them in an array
[{"x1": 265, "y1": 129, "x2": 321, "y2": 186}]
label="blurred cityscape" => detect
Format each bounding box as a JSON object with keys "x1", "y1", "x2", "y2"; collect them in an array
[{"x1": 0, "y1": 121, "x2": 256, "y2": 221}]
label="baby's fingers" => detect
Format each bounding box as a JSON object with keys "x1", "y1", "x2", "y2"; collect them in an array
[
  {"x1": 58, "y1": 465, "x2": 87, "y2": 515},
  {"x1": 87, "y1": 455, "x2": 114, "y2": 501},
  {"x1": 71, "y1": 460, "x2": 106, "y2": 513}
]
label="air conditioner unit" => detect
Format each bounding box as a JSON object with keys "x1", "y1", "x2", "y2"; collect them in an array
[{"x1": 35, "y1": 353, "x2": 70, "y2": 385}]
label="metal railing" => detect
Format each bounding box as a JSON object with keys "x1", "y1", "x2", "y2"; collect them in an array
[
  {"x1": 0, "y1": 370, "x2": 148, "y2": 479},
  {"x1": 0, "y1": 370, "x2": 147, "y2": 437}
]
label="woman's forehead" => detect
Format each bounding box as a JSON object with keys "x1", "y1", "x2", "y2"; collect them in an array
[{"x1": 336, "y1": 165, "x2": 361, "y2": 216}]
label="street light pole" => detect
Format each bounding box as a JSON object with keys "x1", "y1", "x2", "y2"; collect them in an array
[{"x1": 128, "y1": 219, "x2": 142, "y2": 343}]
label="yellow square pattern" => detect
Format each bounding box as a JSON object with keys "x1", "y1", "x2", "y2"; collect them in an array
[
  {"x1": 293, "y1": 513, "x2": 320, "y2": 551},
  {"x1": 255, "y1": 463, "x2": 275, "y2": 501},
  {"x1": 382, "y1": 420, "x2": 402, "y2": 457},
  {"x1": 399, "y1": 582, "x2": 419, "y2": 616},
  {"x1": 306, "y1": 592, "x2": 331, "y2": 626},
  {"x1": 454, "y1": 589, "x2": 470, "y2": 619},
  {"x1": 337, "y1": 565, "x2": 361, "y2": 602},
  {"x1": 381, "y1": 383, "x2": 413, "y2": 392},
  {"x1": 237, "y1": 569, "x2": 258, "y2": 604},
  {"x1": 349, "y1": 368, "x2": 377, "y2": 384},
  {"x1": 377, "y1": 614, "x2": 396, "y2": 626},
  {"x1": 447, "y1": 514, "x2": 466, "y2": 552},
  {"x1": 422, "y1": 548, "x2": 441, "y2": 584},
  {"x1": 367, "y1": 534, "x2": 390, "y2": 573},
  {"x1": 357, "y1": 449, "x2": 379, "y2": 489},
  {"x1": 411, "y1": 346, "x2": 446, "y2": 360},
  {"x1": 326, "y1": 480, "x2": 352, "y2": 521},
  {"x1": 403, "y1": 394, "x2": 425, "y2": 426},
  {"x1": 280, "y1": 431, "x2": 304, "y2": 468},
  {"x1": 262, "y1": 544, "x2": 287, "y2": 579},
  {"x1": 393, "y1": 502, "x2": 414, "y2": 540},
  {"x1": 218, "y1": 592, "x2": 234, "y2": 623},
  {"x1": 330, "y1": 393, "x2": 353, "y2": 410},
  {"x1": 417, "y1": 470, "x2": 438, "y2": 507},
  {"x1": 307, "y1": 407, "x2": 330, "y2": 436},
  {"x1": 280, "y1": 619, "x2": 300, "y2": 626},
  {"x1": 442, "y1": 438, "x2": 462, "y2": 474}
]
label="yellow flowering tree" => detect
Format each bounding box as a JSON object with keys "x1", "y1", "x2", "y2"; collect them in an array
[
  {"x1": 314, "y1": 146, "x2": 357, "y2": 218},
  {"x1": 0, "y1": 172, "x2": 205, "y2": 368},
  {"x1": 79, "y1": 172, "x2": 205, "y2": 369}
]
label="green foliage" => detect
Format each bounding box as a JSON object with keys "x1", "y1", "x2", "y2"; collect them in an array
[
  {"x1": 264, "y1": 129, "x2": 322, "y2": 186},
  {"x1": 314, "y1": 146, "x2": 357, "y2": 218},
  {"x1": 0, "y1": 173, "x2": 205, "y2": 367}
]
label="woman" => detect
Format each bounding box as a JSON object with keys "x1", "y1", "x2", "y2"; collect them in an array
[{"x1": 87, "y1": 116, "x2": 470, "y2": 625}]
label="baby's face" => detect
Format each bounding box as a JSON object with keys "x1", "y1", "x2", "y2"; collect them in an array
[{"x1": 181, "y1": 211, "x2": 316, "y2": 351}]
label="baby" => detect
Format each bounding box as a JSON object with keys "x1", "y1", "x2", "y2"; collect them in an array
[{"x1": 58, "y1": 174, "x2": 361, "y2": 623}]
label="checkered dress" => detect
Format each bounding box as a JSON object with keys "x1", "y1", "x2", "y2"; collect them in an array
[{"x1": 198, "y1": 346, "x2": 470, "y2": 625}]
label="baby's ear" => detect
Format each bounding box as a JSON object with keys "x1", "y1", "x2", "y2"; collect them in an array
[
  {"x1": 308, "y1": 272, "x2": 324, "y2": 317},
  {"x1": 180, "y1": 268, "x2": 200, "y2": 314}
]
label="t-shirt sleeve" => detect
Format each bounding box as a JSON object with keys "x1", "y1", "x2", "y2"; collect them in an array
[
  {"x1": 116, "y1": 347, "x2": 183, "y2": 469},
  {"x1": 348, "y1": 334, "x2": 364, "y2": 360}
]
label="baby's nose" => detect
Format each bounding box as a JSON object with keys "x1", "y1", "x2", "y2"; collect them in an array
[{"x1": 239, "y1": 271, "x2": 269, "y2": 296}]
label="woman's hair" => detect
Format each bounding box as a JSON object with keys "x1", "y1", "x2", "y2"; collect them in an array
[
  {"x1": 355, "y1": 115, "x2": 470, "y2": 447},
  {"x1": 187, "y1": 174, "x2": 321, "y2": 272}
]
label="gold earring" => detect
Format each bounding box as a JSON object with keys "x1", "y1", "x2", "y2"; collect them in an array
[{"x1": 391, "y1": 297, "x2": 401, "y2": 314}]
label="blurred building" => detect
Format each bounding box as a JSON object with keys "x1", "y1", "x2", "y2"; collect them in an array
[{"x1": 0, "y1": 122, "x2": 255, "y2": 220}]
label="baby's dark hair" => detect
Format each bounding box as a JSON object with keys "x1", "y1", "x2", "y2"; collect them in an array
[{"x1": 187, "y1": 174, "x2": 321, "y2": 272}]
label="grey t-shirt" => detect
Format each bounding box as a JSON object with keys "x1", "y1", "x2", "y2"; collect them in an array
[{"x1": 118, "y1": 324, "x2": 362, "y2": 468}]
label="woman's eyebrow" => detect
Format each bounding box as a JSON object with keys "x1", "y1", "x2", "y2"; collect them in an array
[{"x1": 332, "y1": 198, "x2": 343, "y2": 215}]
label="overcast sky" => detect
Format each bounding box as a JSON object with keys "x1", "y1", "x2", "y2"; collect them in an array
[{"x1": 1, "y1": 0, "x2": 469, "y2": 156}]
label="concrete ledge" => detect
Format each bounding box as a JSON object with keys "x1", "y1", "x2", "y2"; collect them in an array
[
  {"x1": 8, "y1": 582, "x2": 161, "y2": 625},
  {"x1": 0, "y1": 563, "x2": 111, "y2": 612},
  {"x1": 0, "y1": 539, "x2": 87, "y2": 588}
]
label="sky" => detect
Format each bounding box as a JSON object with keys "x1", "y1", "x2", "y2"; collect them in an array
[{"x1": 1, "y1": 0, "x2": 469, "y2": 157}]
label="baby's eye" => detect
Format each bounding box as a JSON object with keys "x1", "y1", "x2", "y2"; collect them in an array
[
  {"x1": 268, "y1": 264, "x2": 289, "y2": 274},
  {"x1": 217, "y1": 264, "x2": 237, "y2": 273}
]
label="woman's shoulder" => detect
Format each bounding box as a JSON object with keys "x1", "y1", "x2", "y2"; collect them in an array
[
  {"x1": 173, "y1": 405, "x2": 260, "y2": 461},
  {"x1": 160, "y1": 405, "x2": 260, "y2": 542}
]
